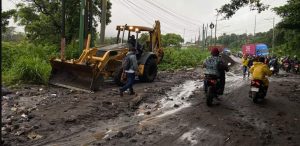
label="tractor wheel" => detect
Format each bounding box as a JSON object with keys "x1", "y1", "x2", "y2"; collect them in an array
[
  {"x1": 90, "y1": 76, "x2": 104, "y2": 91},
  {"x1": 139, "y1": 58, "x2": 157, "y2": 82},
  {"x1": 113, "y1": 67, "x2": 126, "y2": 86}
]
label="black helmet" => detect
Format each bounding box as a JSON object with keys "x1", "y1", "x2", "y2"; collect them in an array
[{"x1": 258, "y1": 56, "x2": 265, "y2": 63}]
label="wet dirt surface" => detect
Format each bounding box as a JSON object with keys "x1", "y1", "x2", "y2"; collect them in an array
[{"x1": 2, "y1": 59, "x2": 300, "y2": 146}]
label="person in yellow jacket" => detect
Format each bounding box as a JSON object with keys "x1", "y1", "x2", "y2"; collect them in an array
[
  {"x1": 249, "y1": 57, "x2": 272, "y2": 90},
  {"x1": 242, "y1": 55, "x2": 249, "y2": 78}
]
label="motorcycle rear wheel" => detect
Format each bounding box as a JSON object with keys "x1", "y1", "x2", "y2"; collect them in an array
[
  {"x1": 206, "y1": 86, "x2": 214, "y2": 106},
  {"x1": 252, "y1": 91, "x2": 259, "y2": 103}
]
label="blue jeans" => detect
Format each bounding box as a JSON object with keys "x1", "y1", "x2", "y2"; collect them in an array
[
  {"x1": 243, "y1": 66, "x2": 248, "y2": 77},
  {"x1": 120, "y1": 73, "x2": 135, "y2": 92}
]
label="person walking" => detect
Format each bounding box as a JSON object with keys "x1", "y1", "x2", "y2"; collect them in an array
[
  {"x1": 242, "y1": 55, "x2": 249, "y2": 79},
  {"x1": 119, "y1": 44, "x2": 138, "y2": 97}
]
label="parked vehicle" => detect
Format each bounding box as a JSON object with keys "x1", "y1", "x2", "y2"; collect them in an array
[{"x1": 242, "y1": 43, "x2": 269, "y2": 56}]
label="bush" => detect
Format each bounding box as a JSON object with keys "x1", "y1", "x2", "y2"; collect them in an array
[
  {"x1": 158, "y1": 47, "x2": 210, "y2": 71},
  {"x1": 2, "y1": 41, "x2": 58, "y2": 85},
  {"x1": 3, "y1": 57, "x2": 51, "y2": 84},
  {"x1": 65, "y1": 41, "x2": 81, "y2": 59}
]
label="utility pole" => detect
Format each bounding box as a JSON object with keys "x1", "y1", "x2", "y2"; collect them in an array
[
  {"x1": 183, "y1": 28, "x2": 185, "y2": 44},
  {"x1": 254, "y1": 15, "x2": 256, "y2": 37},
  {"x1": 79, "y1": 0, "x2": 85, "y2": 51},
  {"x1": 88, "y1": 0, "x2": 94, "y2": 47},
  {"x1": 61, "y1": 0, "x2": 66, "y2": 60},
  {"x1": 264, "y1": 17, "x2": 276, "y2": 49},
  {"x1": 272, "y1": 17, "x2": 275, "y2": 49},
  {"x1": 202, "y1": 24, "x2": 205, "y2": 49},
  {"x1": 215, "y1": 14, "x2": 218, "y2": 46},
  {"x1": 198, "y1": 27, "x2": 201, "y2": 47},
  {"x1": 100, "y1": 0, "x2": 107, "y2": 44},
  {"x1": 205, "y1": 24, "x2": 208, "y2": 47},
  {"x1": 210, "y1": 22, "x2": 214, "y2": 47}
]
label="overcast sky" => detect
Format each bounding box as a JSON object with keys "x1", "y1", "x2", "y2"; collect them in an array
[{"x1": 3, "y1": 0, "x2": 287, "y2": 42}]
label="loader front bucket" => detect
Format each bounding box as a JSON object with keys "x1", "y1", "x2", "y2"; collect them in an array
[{"x1": 49, "y1": 59, "x2": 102, "y2": 92}]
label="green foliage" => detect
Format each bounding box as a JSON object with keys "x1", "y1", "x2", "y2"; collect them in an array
[
  {"x1": 13, "y1": 0, "x2": 112, "y2": 44},
  {"x1": 159, "y1": 47, "x2": 210, "y2": 71},
  {"x1": 2, "y1": 41, "x2": 58, "y2": 85},
  {"x1": 65, "y1": 41, "x2": 81, "y2": 59},
  {"x1": 273, "y1": 0, "x2": 300, "y2": 30},
  {"x1": 218, "y1": 0, "x2": 269, "y2": 19},
  {"x1": 1, "y1": 9, "x2": 16, "y2": 33},
  {"x1": 138, "y1": 33, "x2": 150, "y2": 45},
  {"x1": 3, "y1": 57, "x2": 51, "y2": 85},
  {"x1": 161, "y1": 33, "x2": 184, "y2": 48},
  {"x1": 2, "y1": 27, "x2": 26, "y2": 42}
]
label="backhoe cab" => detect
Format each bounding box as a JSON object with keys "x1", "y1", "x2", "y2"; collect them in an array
[{"x1": 49, "y1": 21, "x2": 163, "y2": 92}]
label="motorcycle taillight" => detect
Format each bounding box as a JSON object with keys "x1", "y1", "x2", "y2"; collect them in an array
[
  {"x1": 251, "y1": 81, "x2": 260, "y2": 86},
  {"x1": 209, "y1": 79, "x2": 217, "y2": 85}
]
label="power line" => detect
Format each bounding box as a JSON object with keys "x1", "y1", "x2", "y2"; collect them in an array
[
  {"x1": 117, "y1": 0, "x2": 182, "y2": 34},
  {"x1": 143, "y1": 0, "x2": 203, "y2": 27},
  {"x1": 126, "y1": 0, "x2": 199, "y2": 31},
  {"x1": 121, "y1": 0, "x2": 185, "y2": 34},
  {"x1": 149, "y1": 0, "x2": 204, "y2": 25}
]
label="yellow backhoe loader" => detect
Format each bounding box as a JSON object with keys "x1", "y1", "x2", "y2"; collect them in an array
[{"x1": 49, "y1": 21, "x2": 163, "y2": 92}]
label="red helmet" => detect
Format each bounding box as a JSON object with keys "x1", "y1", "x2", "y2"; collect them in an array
[{"x1": 211, "y1": 48, "x2": 219, "y2": 56}]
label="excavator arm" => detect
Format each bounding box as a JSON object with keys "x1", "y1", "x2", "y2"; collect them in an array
[{"x1": 151, "y1": 21, "x2": 164, "y2": 63}]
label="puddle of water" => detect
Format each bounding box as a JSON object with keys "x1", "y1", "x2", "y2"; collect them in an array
[
  {"x1": 155, "y1": 80, "x2": 203, "y2": 118},
  {"x1": 179, "y1": 127, "x2": 206, "y2": 146},
  {"x1": 157, "y1": 103, "x2": 191, "y2": 118},
  {"x1": 225, "y1": 73, "x2": 244, "y2": 94}
]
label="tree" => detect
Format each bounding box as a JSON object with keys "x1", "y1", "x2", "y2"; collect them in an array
[
  {"x1": 273, "y1": 0, "x2": 300, "y2": 30},
  {"x1": 13, "y1": 0, "x2": 112, "y2": 45},
  {"x1": 2, "y1": 26, "x2": 26, "y2": 42},
  {"x1": 161, "y1": 33, "x2": 184, "y2": 48},
  {"x1": 218, "y1": 0, "x2": 269, "y2": 19},
  {"x1": 138, "y1": 33, "x2": 150, "y2": 45},
  {"x1": 1, "y1": 10, "x2": 16, "y2": 33}
]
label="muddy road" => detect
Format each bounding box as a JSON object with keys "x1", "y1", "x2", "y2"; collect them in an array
[{"x1": 2, "y1": 59, "x2": 300, "y2": 146}]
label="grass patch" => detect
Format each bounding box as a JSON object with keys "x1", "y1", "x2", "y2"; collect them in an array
[
  {"x1": 2, "y1": 41, "x2": 58, "y2": 86},
  {"x1": 158, "y1": 47, "x2": 210, "y2": 71}
]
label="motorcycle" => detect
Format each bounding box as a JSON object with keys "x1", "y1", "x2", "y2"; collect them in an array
[
  {"x1": 204, "y1": 75, "x2": 220, "y2": 106},
  {"x1": 204, "y1": 63, "x2": 231, "y2": 106},
  {"x1": 249, "y1": 80, "x2": 267, "y2": 103},
  {"x1": 270, "y1": 65, "x2": 279, "y2": 75},
  {"x1": 292, "y1": 63, "x2": 299, "y2": 74},
  {"x1": 283, "y1": 62, "x2": 290, "y2": 72}
]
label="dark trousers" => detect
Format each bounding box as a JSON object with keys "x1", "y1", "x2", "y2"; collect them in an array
[
  {"x1": 243, "y1": 66, "x2": 248, "y2": 77},
  {"x1": 120, "y1": 73, "x2": 135, "y2": 92}
]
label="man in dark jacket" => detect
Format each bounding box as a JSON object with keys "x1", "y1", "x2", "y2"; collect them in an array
[
  {"x1": 119, "y1": 44, "x2": 138, "y2": 97},
  {"x1": 203, "y1": 48, "x2": 228, "y2": 97}
]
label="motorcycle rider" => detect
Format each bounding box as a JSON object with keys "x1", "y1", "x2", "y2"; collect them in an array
[
  {"x1": 269, "y1": 55, "x2": 279, "y2": 74},
  {"x1": 247, "y1": 55, "x2": 254, "y2": 77},
  {"x1": 203, "y1": 48, "x2": 228, "y2": 99},
  {"x1": 291, "y1": 55, "x2": 299, "y2": 73},
  {"x1": 283, "y1": 56, "x2": 292, "y2": 72},
  {"x1": 249, "y1": 56, "x2": 272, "y2": 95}
]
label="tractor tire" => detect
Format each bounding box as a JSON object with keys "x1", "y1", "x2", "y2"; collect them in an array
[
  {"x1": 139, "y1": 58, "x2": 157, "y2": 82},
  {"x1": 90, "y1": 76, "x2": 104, "y2": 91},
  {"x1": 113, "y1": 67, "x2": 126, "y2": 86}
]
